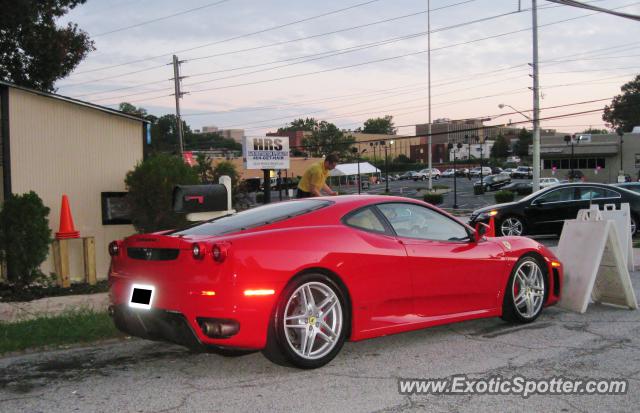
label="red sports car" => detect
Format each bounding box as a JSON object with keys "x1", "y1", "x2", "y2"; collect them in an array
[{"x1": 108, "y1": 195, "x2": 562, "y2": 369}]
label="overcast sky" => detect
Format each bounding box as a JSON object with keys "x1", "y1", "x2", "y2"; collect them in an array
[{"x1": 55, "y1": 0, "x2": 640, "y2": 136}]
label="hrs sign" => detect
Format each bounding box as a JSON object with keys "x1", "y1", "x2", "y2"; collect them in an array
[{"x1": 243, "y1": 136, "x2": 290, "y2": 170}]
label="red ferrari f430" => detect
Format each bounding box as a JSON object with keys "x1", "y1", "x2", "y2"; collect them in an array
[{"x1": 108, "y1": 195, "x2": 562, "y2": 368}]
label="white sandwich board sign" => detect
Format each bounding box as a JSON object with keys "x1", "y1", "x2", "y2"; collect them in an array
[
  {"x1": 243, "y1": 136, "x2": 290, "y2": 170},
  {"x1": 556, "y1": 206, "x2": 638, "y2": 313}
]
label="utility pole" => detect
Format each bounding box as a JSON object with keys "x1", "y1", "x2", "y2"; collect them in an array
[
  {"x1": 427, "y1": 0, "x2": 433, "y2": 191},
  {"x1": 531, "y1": 1, "x2": 541, "y2": 192},
  {"x1": 172, "y1": 55, "x2": 185, "y2": 156}
]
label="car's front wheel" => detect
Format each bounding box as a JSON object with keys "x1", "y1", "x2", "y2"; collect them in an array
[
  {"x1": 631, "y1": 214, "x2": 638, "y2": 237},
  {"x1": 500, "y1": 216, "x2": 525, "y2": 236},
  {"x1": 501, "y1": 256, "x2": 547, "y2": 323},
  {"x1": 263, "y1": 273, "x2": 348, "y2": 369}
]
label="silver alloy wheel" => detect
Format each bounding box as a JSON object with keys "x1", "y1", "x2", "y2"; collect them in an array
[
  {"x1": 631, "y1": 216, "x2": 637, "y2": 236},
  {"x1": 283, "y1": 281, "x2": 343, "y2": 360},
  {"x1": 512, "y1": 260, "x2": 545, "y2": 319},
  {"x1": 501, "y1": 217, "x2": 523, "y2": 236}
]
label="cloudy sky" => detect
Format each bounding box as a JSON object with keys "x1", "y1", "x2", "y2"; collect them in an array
[{"x1": 55, "y1": 0, "x2": 640, "y2": 137}]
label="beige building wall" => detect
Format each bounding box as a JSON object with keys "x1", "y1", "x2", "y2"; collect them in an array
[{"x1": 8, "y1": 88, "x2": 143, "y2": 281}]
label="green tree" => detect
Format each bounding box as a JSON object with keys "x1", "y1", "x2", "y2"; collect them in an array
[
  {"x1": 603, "y1": 75, "x2": 640, "y2": 133},
  {"x1": 302, "y1": 121, "x2": 355, "y2": 157},
  {"x1": 514, "y1": 128, "x2": 532, "y2": 157},
  {"x1": 125, "y1": 154, "x2": 199, "y2": 233},
  {"x1": 490, "y1": 135, "x2": 510, "y2": 159},
  {"x1": 361, "y1": 115, "x2": 396, "y2": 134},
  {"x1": 0, "y1": 191, "x2": 52, "y2": 287},
  {"x1": 581, "y1": 128, "x2": 609, "y2": 135},
  {"x1": 119, "y1": 102, "x2": 148, "y2": 118},
  {"x1": 394, "y1": 154, "x2": 411, "y2": 163},
  {"x1": 0, "y1": 0, "x2": 94, "y2": 91},
  {"x1": 212, "y1": 161, "x2": 240, "y2": 189},
  {"x1": 278, "y1": 118, "x2": 318, "y2": 132},
  {"x1": 194, "y1": 153, "x2": 215, "y2": 183}
]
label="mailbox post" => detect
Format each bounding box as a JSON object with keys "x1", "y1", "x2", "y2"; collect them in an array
[{"x1": 263, "y1": 169, "x2": 271, "y2": 204}]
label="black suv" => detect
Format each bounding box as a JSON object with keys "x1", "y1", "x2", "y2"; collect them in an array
[{"x1": 473, "y1": 174, "x2": 511, "y2": 192}]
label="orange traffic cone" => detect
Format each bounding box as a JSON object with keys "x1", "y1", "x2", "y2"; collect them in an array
[
  {"x1": 487, "y1": 216, "x2": 496, "y2": 237},
  {"x1": 56, "y1": 195, "x2": 80, "y2": 239}
]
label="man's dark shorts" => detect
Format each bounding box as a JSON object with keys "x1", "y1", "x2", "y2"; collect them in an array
[{"x1": 296, "y1": 188, "x2": 312, "y2": 198}]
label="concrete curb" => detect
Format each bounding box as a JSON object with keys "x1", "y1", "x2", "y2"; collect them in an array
[{"x1": 0, "y1": 292, "x2": 109, "y2": 323}]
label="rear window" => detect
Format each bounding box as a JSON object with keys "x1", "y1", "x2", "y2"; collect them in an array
[{"x1": 171, "y1": 199, "x2": 331, "y2": 236}]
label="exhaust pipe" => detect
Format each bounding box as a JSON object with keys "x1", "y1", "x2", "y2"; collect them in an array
[{"x1": 198, "y1": 318, "x2": 240, "y2": 338}]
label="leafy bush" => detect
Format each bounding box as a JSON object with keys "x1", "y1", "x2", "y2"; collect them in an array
[
  {"x1": 433, "y1": 184, "x2": 449, "y2": 190},
  {"x1": 495, "y1": 190, "x2": 515, "y2": 203},
  {"x1": 423, "y1": 193, "x2": 444, "y2": 205},
  {"x1": 125, "y1": 153, "x2": 199, "y2": 233},
  {"x1": 256, "y1": 192, "x2": 265, "y2": 203},
  {"x1": 0, "y1": 191, "x2": 52, "y2": 287}
]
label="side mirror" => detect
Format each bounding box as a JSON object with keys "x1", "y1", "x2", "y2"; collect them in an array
[{"x1": 474, "y1": 222, "x2": 489, "y2": 242}]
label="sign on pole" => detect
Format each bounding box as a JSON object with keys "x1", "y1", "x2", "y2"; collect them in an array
[{"x1": 243, "y1": 136, "x2": 290, "y2": 170}]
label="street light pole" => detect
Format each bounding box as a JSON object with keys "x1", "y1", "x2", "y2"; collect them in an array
[
  {"x1": 427, "y1": 0, "x2": 433, "y2": 192},
  {"x1": 531, "y1": 0, "x2": 541, "y2": 192},
  {"x1": 478, "y1": 136, "x2": 484, "y2": 194},
  {"x1": 384, "y1": 144, "x2": 389, "y2": 193}
]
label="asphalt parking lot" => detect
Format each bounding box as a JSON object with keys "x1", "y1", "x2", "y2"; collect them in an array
[
  {"x1": 333, "y1": 175, "x2": 531, "y2": 211},
  {"x1": 1, "y1": 271, "x2": 638, "y2": 412}
]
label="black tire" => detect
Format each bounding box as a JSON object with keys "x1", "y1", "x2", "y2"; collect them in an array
[
  {"x1": 631, "y1": 214, "x2": 638, "y2": 238},
  {"x1": 499, "y1": 215, "x2": 526, "y2": 237},
  {"x1": 501, "y1": 255, "x2": 548, "y2": 323},
  {"x1": 262, "y1": 273, "x2": 349, "y2": 369}
]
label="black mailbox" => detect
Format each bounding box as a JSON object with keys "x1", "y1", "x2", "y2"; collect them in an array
[{"x1": 173, "y1": 185, "x2": 228, "y2": 213}]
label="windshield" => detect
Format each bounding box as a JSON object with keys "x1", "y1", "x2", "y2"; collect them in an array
[{"x1": 171, "y1": 199, "x2": 331, "y2": 236}]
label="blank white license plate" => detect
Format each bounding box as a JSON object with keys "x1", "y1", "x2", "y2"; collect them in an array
[{"x1": 129, "y1": 284, "x2": 155, "y2": 309}]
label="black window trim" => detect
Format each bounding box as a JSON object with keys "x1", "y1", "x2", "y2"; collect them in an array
[{"x1": 372, "y1": 201, "x2": 473, "y2": 243}]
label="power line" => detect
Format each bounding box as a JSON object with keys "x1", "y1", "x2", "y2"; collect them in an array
[
  {"x1": 92, "y1": 0, "x2": 233, "y2": 37},
  {"x1": 545, "y1": 0, "x2": 640, "y2": 20},
  {"x1": 71, "y1": 0, "x2": 385, "y2": 75}
]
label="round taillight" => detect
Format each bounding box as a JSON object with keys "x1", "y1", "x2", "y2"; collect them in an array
[
  {"x1": 192, "y1": 243, "x2": 204, "y2": 259},
  {"x1": 108, "y1": 241, "x2": 120, "y2": 257},
  {"x1": 212, "y1": 244, "x2": 226, "y2": 262}
]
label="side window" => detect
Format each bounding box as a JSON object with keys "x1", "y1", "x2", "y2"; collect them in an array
[
  {"x1": 537, "y1": 188, "x2": 576, "y2": 203},
  {"x1": 579, "y1": 187, "x2": 621, "y2": 200},
  {"x1": 344, "y1": 207, "x2": 387, "y2": 233},
  {"x1": 376, "y1": 203, "x2": 469, "y2": 241}
]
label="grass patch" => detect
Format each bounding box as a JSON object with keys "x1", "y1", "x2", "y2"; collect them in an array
[
  {"x1": 634, "y1": 240, "x2": 640, "y2": 248},
  {"x1": 0, "y1": 310, "x2": 122, "y2": 354}
]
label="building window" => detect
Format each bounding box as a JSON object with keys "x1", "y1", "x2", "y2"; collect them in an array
[
  {"x1": 101, "y1": 192, "x2": 132, "y2": 225},
  {"x1": 578, "y1": 158, "x2": 587, "y2": 169},
  {"x1": 588, "y1": 158, "x2": 596, "y2": 169},
  {"x1": 635, "y1": 154, "x2": 640, "y2": 168},
  {"x1": 560, "y1": 159, "x2": 569, "y2": 169},
  {"x1": 543, "y1": 160, "x2": 552, "y2": 169},
  {"x1": 597, "y1": 158, "x2": 605, "y2": 168}
]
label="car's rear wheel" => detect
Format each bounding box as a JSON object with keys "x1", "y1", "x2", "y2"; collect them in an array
[
  {"x1": 500, "y1": 216, "x2": 525, "y2": 236},
  {"x1": 631, "y1": 214, "x2": 638, "y2": 237},
  {"x1": 501, "y1": 256, "x2": 547, "y2": 323},
  {"x1": 263, "y1": 273, "x2": 348, "y2": 369}
]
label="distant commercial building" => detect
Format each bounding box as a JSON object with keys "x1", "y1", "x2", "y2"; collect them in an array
[
  {"x1": 1, "y1": 81, "x2": 146, "y2": 281},
  {"x1": 538, "y1": 132, "x2": 640, "y2": 182},
  {"x1": 196, "y1": 126, "x2": 244, "y2": 143},
  {"x1": 266, "y1": 130, "x2": 310, "y2": 151},
  {"x1": 350, "y1": 132, "x2": 421, "y2": 162}
]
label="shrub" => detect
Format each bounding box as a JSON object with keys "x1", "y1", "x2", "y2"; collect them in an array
[
  {"x1": 495, "y1": 190, "x2": 515, "y2": 203},
  {"x1": 256, "y1": 192, "x2": 265, "y2": 203},
  {"x1": 423, "y1": 193, "x2": 444, "y2": 205},
  {"x1": 125, "y1": 153, "x2": 199, "y2": 233},
  {"x1": 0, "y1": 191, "x2": 52, "y2": 287},
  {"x1": 433, "y1": 184, "x2": 449, "y2": 190}
]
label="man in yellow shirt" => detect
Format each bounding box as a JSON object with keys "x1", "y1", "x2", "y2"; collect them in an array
[{"x1": 297, "y1": 154, "x2": 339, "y2": 198}]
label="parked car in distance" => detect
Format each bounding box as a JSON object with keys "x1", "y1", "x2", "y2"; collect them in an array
[
  {"x1": 473, "y1": 174, "x2": 511, "y2": 192},
  {"x1": 442, "y1": 169, "x2": 455, "y2": 177},
  {"x1": 502, "y1": 168, "x2": 516, "y2": 175},
  {"x1": 492, "y1": 167, "x2": 504, "y2": 174},
  {"x1": 455, "y1": 168, "x2": 470, "y2": 177},
  {"x1": 417, "y1": 168, "x2": 441, "y2": 180},
  {"x1": 469, "y1": 166, "x2": 493, "y2": 177},
  {"x1": 469, "y1": 183, "x2": 640, "y2": 237},
  {"x1": 110, "y1": 195, "x2": 563, "y2": 369},
  {"x1": 506, "y1": 156, "x2": 521, "y2": 164},
  {"x1": 566, "y1": 170, "x2": 585, "y2": 181},
  {"x1": 539, "y1": 177, "x2": 560, "y2": 188},
  {"x1": 511, "y1": 166, "x2": 533, "y2": 179},
  {"x1": 398, "y1": 171, "x2": 418, "y2": 180},
  {"x1": 501, "y1": 182, "x2": 533, "y2": 195}
]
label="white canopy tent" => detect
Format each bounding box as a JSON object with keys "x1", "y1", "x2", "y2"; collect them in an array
[{"x1": 329, "y1": 162, "x2": 380, "y2": 177}]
